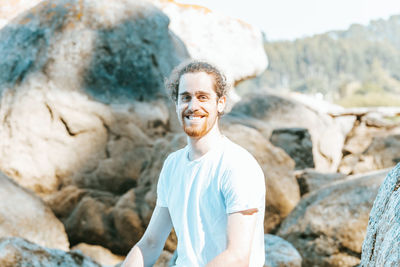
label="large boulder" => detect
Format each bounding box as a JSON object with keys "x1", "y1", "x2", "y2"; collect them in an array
[
  {"x1": 277, "y1": 169, "x2": 389, "y2": 267},
  {"x1": 360, "y1": 164, "x2": 400, "y2": 266},
  {"x1": 221, "y1": 123, "x2": 300, "y2": 232},
  {"x1": 0, "y1": 172, "x2": 69, "y2": 251},
  {"x1": 229, "y1": 93, "x2": 354, "y2": 172},
  {"x1": 0, "y1": 237, "x2": 100, "y2": 267},
  {"x1": 264, "y1": 234, "x2": 302, "y2": 267},
  {"x1": 0, "y1": 0, "x2": 184, "y2": 195},
  {"x1": 151, "y1": 0, "x2": 268, "y2": 83}
]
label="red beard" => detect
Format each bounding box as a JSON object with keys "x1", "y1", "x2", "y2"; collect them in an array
[{"x1": 182, "y1": 111, "x2": 213, "y2": 138}]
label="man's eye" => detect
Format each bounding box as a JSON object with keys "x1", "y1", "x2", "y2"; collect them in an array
[
  {"x1": 198, "y1": 95, "x2": 209, "y2": 101},
  {"x1": 182, "y1": 95, "x2": 191, "y2": 102}
]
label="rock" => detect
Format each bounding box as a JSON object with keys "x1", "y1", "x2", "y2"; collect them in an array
[
  {"x1": 264, "y1": 234, "x2": 302, "y2": 267},
  {"x1": 151, "y1": 0, "x2": 268, "y2": 83},
  {"x1": 0, "y1": 172, "x2": 69, "y2": 251},
  {"x1": 355, "y1": 135, "x2": 400, "y2": 173},
  {"x1": 0, "y1": 237, "x2": 100, "y2": 267},
  {"x1": 270, "y1": 128, "x2": 314, "y2": 170},
  {"x1": 0, "y1": 0, "x2": 186, "y2": 101},
  {"x1": 72, "y1": 243, "x2": 124, "y2": 266},
  {"x1": 221, "y1": 123, "x2": 300, "y2": 232},
  {"x1": 229, "y1": 93, "x2": 351, "y2": 172},
  {"x1": 342, "y1": 115, "x2": 400, "y2": 156},
  {"x1": 294, "y1": 169, "x2": 347, "y2": 196},
  {"x1": 360, "y1": 164, "x2": 400, "y2": 266},
  {"x1": 277, "y1": 169, "x2": 390, "y2": 267},
  {"x1": 0, "y1": 0, "x2": 42, "y2": 29},
  {"x1": 46, "y1": 185, "x2": 145, "y2": 254},
  {"x1": 340, "y1": 134, "x2": 400, "y2": 175},
  {"x1": 0, "y1": 0, "x2": 185, "y2": 195}
]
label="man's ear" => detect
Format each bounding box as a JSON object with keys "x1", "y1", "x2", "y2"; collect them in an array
[{"x1": 217, "y1": 96, "x2": 226, "y2": 113}]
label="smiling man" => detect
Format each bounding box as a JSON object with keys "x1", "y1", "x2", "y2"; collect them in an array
[{"x1": 122, "y1": 61, "x2": 266, "y2": 267}]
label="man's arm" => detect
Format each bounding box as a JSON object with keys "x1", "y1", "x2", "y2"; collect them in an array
[
  {"x1": 122, "y1": 206, "x2": 173, "y2": 267},
  {"x1": 206, "y1": 209, "x2": 258, "y2": 267}
]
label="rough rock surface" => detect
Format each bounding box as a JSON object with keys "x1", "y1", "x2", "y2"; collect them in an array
[
  {"x1": 152, "y1": 0, "x2": 268, "y2": 83},
  {"x1": 277, "y1": 169, "x2": 390, "y2": 267},
  {"x1": 0, "y1": 0, "x2": 183, "y2": 195},
  {"x1": 339, "y1": 113, "x2": 400, "y2": 174},
  {"x1": 0, "y1": 237, "x2": 100, "y2": 267},
  {"x1": 270, "y1": 127, "x2": 314, "y2": 170},
  {"x1": 345, "y1": 135, "x2": 400, "y2": 174},
  {"x1": 294, "y1": 169, "x2": 347, "y2": 196},
  {"x1": 360, "y1": 164, "x2": 400, "y2": 266},
  {"x1": 264, "y1": 234, "x2": 302, "y2": 267},
  {"x1": 0, "y1": 0, "x2": 42, "y2": 29},
  {"x1": 229, "y1": 93, "x2": 352, "y2": 172},
  {"x1": 0, "y1": 172, "x2": 69, "y2": 251},
  {"x1": 72, "y1": 243, "x2": 125, "y2": 266},
  {"x1": 45, "y1": 185, "x2": 145, "y2": 254},
  {"x1": 221, "y1": 123, "x2": 300, "y2": 232}
]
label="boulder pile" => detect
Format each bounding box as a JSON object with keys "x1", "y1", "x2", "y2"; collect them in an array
[{"x1": 0, "y1": 0, "x2": 399, "y2": 266}]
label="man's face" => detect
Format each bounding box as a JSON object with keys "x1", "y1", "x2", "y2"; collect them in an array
[{"x1": 176, "y1": 72, "x2": 225, "y2": 138}]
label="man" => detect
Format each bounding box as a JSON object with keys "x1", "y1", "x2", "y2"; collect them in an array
[{"x1": 122, "y1": 61, "x2": 265, "y2": 267}]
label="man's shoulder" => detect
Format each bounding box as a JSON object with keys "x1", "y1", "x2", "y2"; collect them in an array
[
  {"x1": 164, "y1": 146, "x2": 187, "y2": 166},
  {"x1": 221, "y1": 137, "x2": 263, "y2": 172},
  {"x1": 222, "y1": 137, "x2": 257, "y2": 162}
]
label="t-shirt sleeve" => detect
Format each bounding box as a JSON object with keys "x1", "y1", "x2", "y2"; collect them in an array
[
  {"x1": 156, "y1": 158, "x2": 169, "y2": 208},
  {"x1": 221, "y1": 156, "x2": 266, "y2": 214}
]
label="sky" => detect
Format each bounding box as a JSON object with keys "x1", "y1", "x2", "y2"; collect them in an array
[{"x1": 176, "y1": 0, "x2": 400, "y2": 41}]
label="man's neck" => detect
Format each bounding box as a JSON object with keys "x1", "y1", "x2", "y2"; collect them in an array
[{"x1": 187, "y1": 125, "x2": 224, "y2": 161}]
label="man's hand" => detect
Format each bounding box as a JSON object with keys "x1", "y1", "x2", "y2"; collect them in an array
[
  {"x1": 122, "y1": 206, "x2": 172, "y2": 267},
  {"x1": 206, "y1": 209, "x2": 258, "y2": 267}
]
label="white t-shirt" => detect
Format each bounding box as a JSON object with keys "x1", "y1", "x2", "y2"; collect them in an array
[{"x1": 157, "y1": 136, "x2": 266, "y2": 267}]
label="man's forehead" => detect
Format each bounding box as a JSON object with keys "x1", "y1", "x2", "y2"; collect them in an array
[{"x1": 178, "y1": 72, "x2": 217, "y2": 93}]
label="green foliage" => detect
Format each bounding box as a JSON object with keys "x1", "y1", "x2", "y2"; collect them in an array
[
  {"x1": 239, "y1": 15, "x2": 400, "y2": 107},
  {"x1": 336, "y1": 92, "x2": 400, "y2": 107}
]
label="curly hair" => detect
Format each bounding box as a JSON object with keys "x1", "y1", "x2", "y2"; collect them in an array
[{"x1": 165, "y1": 60, "x2": 229, "y2": 103}]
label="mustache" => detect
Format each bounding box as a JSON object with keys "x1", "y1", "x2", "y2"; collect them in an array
[{"x1": 183, "y1": 110, "x2": 208, "y2": 117}]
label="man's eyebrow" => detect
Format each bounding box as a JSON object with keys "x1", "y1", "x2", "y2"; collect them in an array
[
  {"x1": 195, "y1": 91, "x2": 211, "y2": 95},
  {"x1": 179, "y1": 91, "x2": 212, "y2": 96}
]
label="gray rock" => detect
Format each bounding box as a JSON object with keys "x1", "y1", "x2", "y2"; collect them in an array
[
  {"x1": 264, "y1": 234, "x2": 302, "y2": 267},
  {"x1": 229, "y1": 93, "x2": 348, "y2": 172},
  {"x1": 0, "y1": 172, "x2": 69, "y2": 251},
  {"x1": 0, "y1": 0, "x2": 182, "y2": 196},
  {"x1": 360, "y1": 164, "x2": 400, "y2": 266},
  {"x1": 46, "y1": 186, "x2": 144, "y2": 255},
  {"x1": 270, "y1": 128, "x2": 314, "y2": 170},
  {"x1": 294, "y1": 169, "x2": 347, "y2": 196},
  {"x1": 152, "y1": 0, "x2": 268, "y2": 83},
  {"x1": 341, "y1": 134, "x2": 400, "y2": 175},
  {"x1": 71, "y1": 243, "x2": 124, "y2": 266},
  {"x1": 277, "y1": 169, "x2": 390, "y2": 267},
  {"x1": 0, "y1": 237, "x2": 101, "y2": 267},
  {"x1": 0, "y1": 0, "x2": 186, "y2": 102}
]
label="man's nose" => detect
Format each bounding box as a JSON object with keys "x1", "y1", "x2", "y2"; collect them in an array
[{"x1": 188, "y1": 98, "x2": 200, "y2": 110}]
